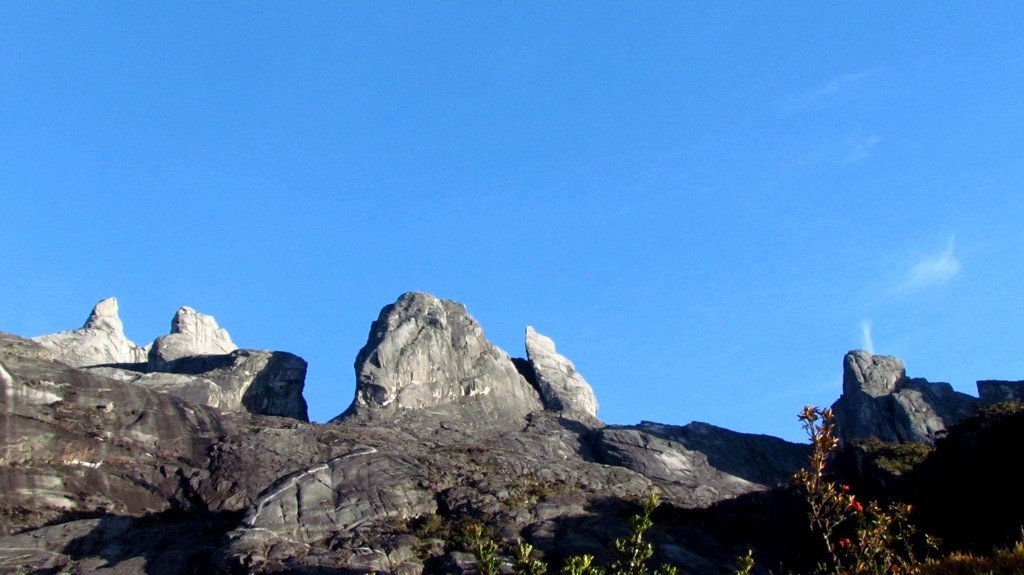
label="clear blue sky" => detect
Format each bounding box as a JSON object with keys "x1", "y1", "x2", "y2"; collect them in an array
[{"x1": 3, "y1": 3, "x2": 1024, "y2": 441}]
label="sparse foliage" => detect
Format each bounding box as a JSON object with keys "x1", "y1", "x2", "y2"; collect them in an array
[{"x1": 794, "y1": 406, "x2": 934, "y2": 575}]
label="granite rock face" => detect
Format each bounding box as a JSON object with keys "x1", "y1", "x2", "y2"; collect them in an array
[
  {"x1": 832, "y1": 350, "x2": 977, "y2": 444},
  {"x1": 1, "y1": 329, "x2": 783, "y2": 575},
  {"x1": 134, "y1": 350, "x2": 309, "y2": 420},
  {"x1": 33, "y1": 297, "x2": 147, "y2": 367},
  {"x1": 595, "y1": 421, "x2": 809, "y2": 507},
  {"x1": 0, "y1": 332, "x2": 242, "y2": 537},
  {"x1": 30, "y1": 300, "x2": 307, "y2": 420},
  {"x1": 524, "y1": 326, "x2": 599, "y2": 420},
  {"x1": 345, "y1": 292, "x2": 544, "y2": 420},
  {"x1": 148, "y1": 306, "x2": 237, "y2": 371}
]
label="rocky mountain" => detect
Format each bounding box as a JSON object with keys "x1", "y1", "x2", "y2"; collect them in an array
[
  {"x1": 832, "y1": 350, "x2": 978, "y2": 444},
  {"x1": 32, "y1": 297, "x2": 307, "y2": 420},
  {"x1": 343, "y1": 292, "x2": 544, "y2": 421},
  {"x1": 1, "y1": 292, "x2": 1019, "y2": 574}
]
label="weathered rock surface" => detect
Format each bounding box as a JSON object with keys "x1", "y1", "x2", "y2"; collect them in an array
[
  {"x1": 33, "y1": 297, "x2": 147, "y2": 367},
  {"x1": 345, "y1": 292, "x2": 544, "y2": 420},
  {"x1": 151, "y1": 349, "x2": 309, "y2": 420},
  {"x1": 0, "y1": 319, "x2": 804, "y2": 575},
  {"x1": 31, "y1": 300, "x2": 308, "y2": 420},
  {"x1": 148, "y1": 306, "x2": 237, "y2": 371},
  {"x1": 832, "y1": 350, "x2": 977, "y2": 444},
  {"x1": 595, "y1": 421, "x2": 809, "y2": 507},
  {"x1": 524, "y1": 326, "x2": 599, "y2": 420},
  {"x1": 976, "y1": 379, "x2": 1024, "y2": 403},
  {"x1": 0, "y1": 332, "x2": 242, "y2": 536},
  {"x1": 15, "y1": 294, "x2": 1017, "y2": 574}
]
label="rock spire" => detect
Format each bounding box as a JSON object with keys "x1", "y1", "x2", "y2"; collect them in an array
[{"x1": 346, "y1": 292, "x2": 544, "y2": 420}]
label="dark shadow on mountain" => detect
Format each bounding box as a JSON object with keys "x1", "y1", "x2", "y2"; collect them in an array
[
  {"x1": 58, "y1": 508, "x2": 244, "y2": 575},
  {"x1": 516, "y1": 488, "x2": 817, "y2": 575},
  {"x1": 84, "y1": 361, "x2": 149, "y2": 372}
]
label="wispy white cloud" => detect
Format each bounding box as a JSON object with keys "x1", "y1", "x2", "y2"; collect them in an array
[
  {"x1": 808, "y1": 70, "x2": 874, "y2": 101},
  {"x1": 860, "y1": 319, "x2": 875, "y2": 353},
  {"x1": 896, "y1": 236, "x2": 961, "y2": 293},
  {"x1": 779, "y1": 70, "x2": 876, "y2": 111},
  {"x1": 844, "y1": 134, "x2": 881, "y2": 164}
]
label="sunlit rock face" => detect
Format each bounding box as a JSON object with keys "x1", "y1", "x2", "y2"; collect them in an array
[
  {"x1": 524, "y1": 325, "x2": 599, "y2": 421},
  {"x1": 344, "y1": 292, "x2": 544, "y2": 421},
  {"x1": 31, "y1": 299, "x2": 307, "y2": 421},
  {"x1": 147, "y1": 306, "x2": 237, "y2": 371},
  {"x1": 832, "y1": 350, "x2": 977, "y2": 444},
  {"x1": 33, "y1": 297, "x2": 147, "y2": 367}
]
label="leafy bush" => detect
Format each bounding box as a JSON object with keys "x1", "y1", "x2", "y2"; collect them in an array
[{"x1": 793, "y1": 406, "x2": 934, "y2": 575}]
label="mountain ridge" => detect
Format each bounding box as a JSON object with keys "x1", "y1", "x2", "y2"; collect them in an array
[{"x1": 2, "y1": 292, "x2": 1022, "y2": 573}]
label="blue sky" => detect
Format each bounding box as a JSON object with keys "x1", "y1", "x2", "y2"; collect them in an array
[{"x1": 3, "y1": 3, "x2": 1024, "y2": 441}]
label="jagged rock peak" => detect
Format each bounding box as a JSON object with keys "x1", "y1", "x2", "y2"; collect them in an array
[
  {"x1": 843, "y1": 349, "x2": 907, "y2": 398},
  {"x1": 32, "y1": 297, "x2": 146, "y2": 366},
  {"x1": 524, "y1": 326, "x2": 599, "y2": 420},
  {"x1": 148, "y1": 306, "x2": 237, "y2": 370},
  {"x1": 344, "y1": 291, "x2": 543, "y2": 420},
  {"x1": 833, "y1": 349, "x2": 977, "y2": 444},
  {"x1": 169, "y1": 306, "x2": 236, "y2": 351},
  {"x1": 83, "y1": 297, "x2": 124, "y2": 332}
]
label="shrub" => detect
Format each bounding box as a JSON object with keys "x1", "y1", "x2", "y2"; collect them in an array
[{"x1": 793, "y1": 406, "x2": 934, "y2": 575}]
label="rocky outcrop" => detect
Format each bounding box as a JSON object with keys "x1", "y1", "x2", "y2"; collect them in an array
[
  {"x1": 19, "y1": 294, "x2": 1023, "y2": 574},
  {"x1": 832, "y1": 350, "x2": 977, "y2": 444},
  {"x1": 0, "y1": 332, "x2": 242, "y2": 536},
  {"x1": 148, "y1": 306, "x2": 237, "y2": 371},
  {"x1": 595, "y1": 421, "x2": 809, "y2": 507},
  {"x1": 344, "y1": 292, "x2": 544, "y2": 420},
  {"x1": 33, "y1": 297, "x2": 147, "y2": 367},
  {"x1": 976, "y1": 380, "x2": 1024, "y2": 403},
  {"x1": 1, "y1": 329, "x2": 766, "y2": 575},
  {"x1": 140, "y1": 349, "x2": 309, "y2": 420},
  {"x1": 524, "y1": 326, "x2": 599, "y2": 420},
  {"x1": 30, "y1": 299, "x2": 307, "y2": 421}
]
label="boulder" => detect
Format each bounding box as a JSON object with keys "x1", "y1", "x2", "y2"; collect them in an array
[
  {"x1": 524, "y1": 326, "x2": 599, "y2": 421},
  {"x1": 33, "y1": 297, "x2": 146, "y2": 367},
  {"x1": 343, "y1": 292, "x2": 543, "y2": 420},
  {"x1": 148, "y1": 306, "x2": 237, "y2": 371},
  {"x1": 832, "y1": 350, "x2": 977, "y2": 444}
]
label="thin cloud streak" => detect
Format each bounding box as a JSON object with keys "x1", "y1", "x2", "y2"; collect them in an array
[
  {"x1": 808, "y1": 70, "x2": 874, "y2": 100},
  {"x1": 860, "y1": 320, "x2": 875, "y2": 353},
  {"x1": 779, "y1": 70, "x2": 876, "y2": 111},
  {"x1": 896, "y1": 236, "x2": 962, "y2": 293},
  {"x1": 845, "y1": 134, "x2": 881, "y2": 164}
]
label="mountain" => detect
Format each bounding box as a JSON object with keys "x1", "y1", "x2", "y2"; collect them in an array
[{"x1": 1, "y1": 293, "x2": 1021, "y2": 574}]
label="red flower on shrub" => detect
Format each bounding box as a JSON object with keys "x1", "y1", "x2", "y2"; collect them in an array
[
  {"x1": 848, "y1": 500, "x2": 864, "y2": 513},
  {"x1": 837, "y1": 538, "x2": 852, "y2": 550}
]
